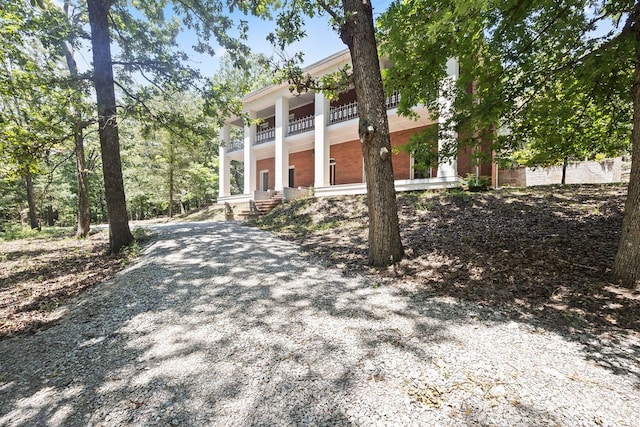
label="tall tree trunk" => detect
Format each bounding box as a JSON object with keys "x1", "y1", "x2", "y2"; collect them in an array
[
  {"x1": 561, "y1": 156, "x2": 568, "y2": 185},
  {"x1": 63, "y1": 0, "x2": 91, "y2": 239},
  {"x1": 613, "y1": 23, "x2": 640, "y2": 288},
  {"x1": 168, "y1": 161, "x2": 175, "y2": 218},
  {"x1": 340, "y1": 0, "x2": 404, "y2": 266},
  {"x1": 25, "y1": 171, "x2": 39, "y2": 230},
  {"x1": 75, "y1": 128, "x2": 91, "y2": 238},
  {"x1": 87, "y1": 0, "x2": 133, "y2": 252}
]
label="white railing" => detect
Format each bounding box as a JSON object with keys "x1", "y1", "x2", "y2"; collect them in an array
[
  {"x1": 288, "y1": 115, "x2": 315, "y2": 135},
  {"x1": 255, "y1": 127, "x2": 275, "y2": 144},
  {"x1": 330, "y1": 101, "x2": 358, "y2": 124},
  {"x1": 329, "y1": 92, "x2": 401, "y2": 125},
  {"x1": 385, "y1": 91, "x2": 401, "y2": 109},
  {"x1": 227, "y1": 138, "x2": 244, "y2": 152}
]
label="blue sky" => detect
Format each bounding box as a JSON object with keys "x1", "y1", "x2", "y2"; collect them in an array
[
  {"x1": 177, "y1": 0, "x2": 394, "y2": 77},
  {"x1": 56, "y1": 0, "x2": 393, "y2": 80}
]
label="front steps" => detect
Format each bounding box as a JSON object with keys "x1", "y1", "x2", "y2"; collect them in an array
[{"x1": 237, "y1": 192, "x2": 283, "y2": 220}]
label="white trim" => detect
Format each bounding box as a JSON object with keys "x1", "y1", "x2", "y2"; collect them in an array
[
  {"x1": 314, "y1": 176, "x2": 463, "y2": 198},
  {"x1": 329, "y1": 158, "x2": 336, "y2": 186},
  {"x1": 217, "y1": 193, "x2": 253, "y2": 204},
  {"x1": 260, "y1": 169, "x2": 269, "y2": 192},
  {"x1": 410, "y1": 155, "x2": 433, "y2": 179}
]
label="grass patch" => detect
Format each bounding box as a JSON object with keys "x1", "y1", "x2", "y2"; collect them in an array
[{"x1": 0, "y1": 224, "x2": 73, "y2": 242}]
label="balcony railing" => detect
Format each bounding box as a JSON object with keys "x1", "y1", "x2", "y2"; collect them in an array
[
  {"x1": 255, "y1": 127, "x2": 275, "y2": 144},
  {"x1": 330, "y1": 101, "x2": 358, "y2": 124},
  {"x1": 329, "y1": 91, "x2": 401, "y2": 125},
  {"x1": 288, "y1": 115, "x2": 315, "y2": 136},
  {"x1": 227, "y1": 138, "x2": 244, "y2": 152},
  {"x1": 385, "y1": 91, "x2": 401, "y2": 109}
]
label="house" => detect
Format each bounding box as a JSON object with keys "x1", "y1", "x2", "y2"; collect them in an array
[{"x1": 217, "y1": 50, "x2": 495, "y2": 205}]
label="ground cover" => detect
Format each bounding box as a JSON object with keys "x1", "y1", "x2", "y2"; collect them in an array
[
  {"x1": 254, "y1": 185, "x2": 640, "y2": 341},
  {"x1": 0, "y1": 229, "x2": 139, "y2": 338},
  {"x1": 2, "y1": 185, "x2": 638, "y2": 347}
]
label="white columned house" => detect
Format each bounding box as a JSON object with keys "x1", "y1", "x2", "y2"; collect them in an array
[{"x1": 216, "y1": 51, "x2": 493, "y2": 205}]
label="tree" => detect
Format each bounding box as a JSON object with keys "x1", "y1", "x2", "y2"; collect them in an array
[
  {"x1": 120, "y1": 91, "x2": 217, "y2": 219},
  {"x1": 509, "y1": 77, "x2": 630, "y2": 184},
  {"x1": 80, "y1": 0, "x2": 257, "y2": 252},
  {"x1": 379, "y1": 0, "x2": 639, "y2": 286},
  {"x1": 86, "y1": 0, "x2": 133, "y2": 252},
  {"x1": 0, "y1": 0, "x2": 75, "y2": 229},
  {"x1": 267, "y1": 0, "x2": 405, "y2": 266},
  {"x1": 61, "y1": 0, "x2": 95, "y2": 238}
]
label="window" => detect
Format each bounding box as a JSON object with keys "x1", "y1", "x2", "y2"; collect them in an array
[{"x1": 411, "y1": 154, "x2": 433, "y2": 179}]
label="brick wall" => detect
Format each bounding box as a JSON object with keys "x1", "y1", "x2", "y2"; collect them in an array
[
  {"x1": 458, "y1": 144, "x2": 493, "y2": 178},
  {"x1": 256, "y1": 158, "x2": 275, "y2": 190},
  {"x1": 331, "y1": 89, "x2": 357, "y2": 107},
  {"x1": 390, "y1": 126, "x2": 433, "y2": 179},
  {"x1": 330, "y1": 140, "x2": 363, "y2": 184},
  {"x1": 290, "y1": 103, "x2": 314, "y2": 119},
  {"x1": 289, "y1": 149, "x2": 314, "y2": 187}
]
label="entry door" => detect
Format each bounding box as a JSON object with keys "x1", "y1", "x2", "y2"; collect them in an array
[
  {"x1": 288, "y1": 167, "x2": 295, "y2": 188},
  {"x1": 261, "y1": 170, "x2": 269, "y2": 192}
]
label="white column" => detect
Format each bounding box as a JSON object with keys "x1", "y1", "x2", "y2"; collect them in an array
[
  {"x1": 243, "y1": 111, "x2": 257, "y2": 195},
  {"x1": 314, "y1": 92, "x2": 330, "y2": 188},
  {"x1": 437, "y1": 57, "x2": 458, "y2": 178},
  {"x1": 275, "y1": 96, "x2": 289, "y2": 191},
  {"x1": 218, "y1": 124, "x2": 231, "y2": 198}
]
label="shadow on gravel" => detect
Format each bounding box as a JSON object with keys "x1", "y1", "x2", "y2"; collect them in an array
[
  {"x1": 1, "y1": 217, "x2": 636, "y2": 426},
  {"x1": 257, "y1": 185, "x2": 640, "y2": 387},
  {"x1": 0, "y1": 222, "x2": 452, "y2": 425},
  {"x1": 396, "y1": 188, "x2": 640, "y2": 385}
]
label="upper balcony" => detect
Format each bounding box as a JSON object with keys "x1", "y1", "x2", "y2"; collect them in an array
[
  {"x1": 329, "y1": 91, "x2": 401, "y2": 125},
  {"x1": 288, "y1": 115, "x2": 314, "y2": 136},
  {"x1": 228, "y1": 137, "x2": 244, "y2": 153},
  {"x1": 229, "y1": 89, "x2": 403, "y2": 151}
]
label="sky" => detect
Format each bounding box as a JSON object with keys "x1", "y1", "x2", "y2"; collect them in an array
[
  {"x1": 56, "y1": 0, "x2": 393, "y2": 79},
  {"x1": 177, "y1": 0, "x2": 394, "y2": 78}
]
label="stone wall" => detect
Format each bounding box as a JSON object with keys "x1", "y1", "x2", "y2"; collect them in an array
[{"x1": 499, "y1": 158, "x2": 622, "y2": 187}]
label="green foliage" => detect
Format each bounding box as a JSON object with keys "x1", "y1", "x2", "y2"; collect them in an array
[
  {"x1": 465, "y1": 174, "x2": 491, "y2": 191},
  {"x1": 0, "y1": 224, "x2": 72, "y2": 242},
  {"x1": 206, "y1": 52, "x2": 277, "y2": 125},
  {"x1": 378, "y1": 0, "x2": 633, "y2": 165}
]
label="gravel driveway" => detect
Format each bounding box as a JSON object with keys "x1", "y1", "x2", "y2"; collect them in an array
[{"x1": 1, "y1": 221, "x2": 638, "y2": 426}]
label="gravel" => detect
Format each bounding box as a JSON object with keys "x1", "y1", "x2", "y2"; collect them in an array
[{"x1": 1, "y1": 221, "x2": 638, "y2": 426}]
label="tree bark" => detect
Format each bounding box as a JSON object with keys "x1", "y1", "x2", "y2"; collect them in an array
[
  {"x1": 613, "y1": 21, "x2": 640, "y2": 288},
  {"x1": 63, "y1": 0, "x2": 91, "y2": 239},
  {"x1": 25, "y1": 171, "x2": 39, "y2": 230},
  {"x1": 168, "y1": 143, "x2": 175, "y2": 217},
  {"x1": 561, "y1": 156, "x2": 568, "y2": 185},
  {"x1": 340, "y1": 0, "x2": 404, "y2": 266},
  {"x1": 87, "y1": 0, "x2": 133, "y2": 252},
  {"x1": 75, "y1": 128, "x2": 91, "y2": 238}
]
